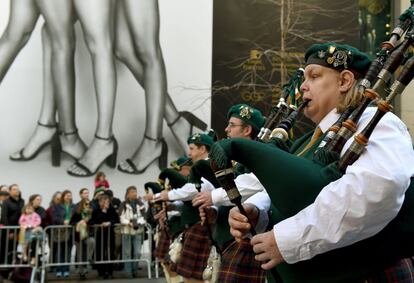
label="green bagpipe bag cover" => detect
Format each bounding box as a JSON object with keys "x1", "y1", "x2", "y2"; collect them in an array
[{"x1": 209, "y1": 137, "x2": 342, "y2": 217}]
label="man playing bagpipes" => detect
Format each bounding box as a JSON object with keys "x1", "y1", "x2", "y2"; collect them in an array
[
  {"x1": 145, "y1": 180, "x2": 179, "y2": 282},
  {"x1": 155, "y1": 132, "x2": 218, "y2": 283},
  {"x1": 212, "y1": 43, "x2": 414, "y2": 282},
  {"x1": 146, "y1": 157, "x2": 192, "y2": 283},
  {"x1": 192, "y1": 104, "x2": 272, "y2": 283}
]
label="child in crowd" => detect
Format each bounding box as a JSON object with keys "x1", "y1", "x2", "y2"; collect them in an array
[
  {"x1": 95, "y1": 172, "x2": 110, "y2": 190},
  {"x1": 18, "y1": 204, "x2": 41, "y2": 264}
]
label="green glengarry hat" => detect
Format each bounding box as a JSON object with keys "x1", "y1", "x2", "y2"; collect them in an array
[
  {"x1": 227, "y1": 104, "x2": 265, "y2": 131},
  {"x1": 170, "y1": 156, "x2": 193, "y2": 171},
  {"x1": 158, "y1": 168, "x2": 188, "y2": 189},
  {"x1": 187, "y1": 132, "x2": 215, "y2": 147},
  {"x1": 144, "y1": 182, "x2": 163, "y2": 194},
  {"x1": 305, "y1": 42, "x2": 371, "y2": 76}
]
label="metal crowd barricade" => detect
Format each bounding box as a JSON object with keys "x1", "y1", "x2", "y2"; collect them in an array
[
  {"x1": 40, "y1": 225, "x2": 74, "y2": 283},
  {"x1": 114, "y1": 223, "x2": 154, "y2": 279},
  {"x1": 0, "y1": 225, "x2": 44, "y2": 283},
  {"x1": 41, "y1": 223, "x2": 154, "y2": 282}
]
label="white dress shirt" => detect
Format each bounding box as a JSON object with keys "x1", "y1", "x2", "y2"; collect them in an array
[
  {"x1": 211, "y1": 173, "x2": 266, "y2": 206},
  {"x1": 167, "y1": 177, "x2": 215, "y2": 201},
  {"x1": 273, "y1": 107, "x2": 414, "y2": 264}
]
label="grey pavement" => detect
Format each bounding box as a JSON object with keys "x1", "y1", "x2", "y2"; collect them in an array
[
  {"x1": 46, "y1": 270, "x2": 166, "y2": 283},
  {"x1": 2, "y1": 269, "x2": 166, "y2": 283},
  {"x1": 47, "y1": 278, "x2": 166, "y2": 283},
  {"x1": 4, "y1": 274, "x2": 166, "y2": 283}
]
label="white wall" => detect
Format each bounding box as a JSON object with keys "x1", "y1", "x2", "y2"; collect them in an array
[{"x1": 0, "y1": 0, "x2": 212, "y2": 203}]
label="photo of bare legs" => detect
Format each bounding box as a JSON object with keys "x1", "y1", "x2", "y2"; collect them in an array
[
  {"x1": 67, "y1": 0, "x2": 118, "y2": 177},
  {"x1": 114, "y1": 0, "x2": 207, "y2": 175},
  {"x1": 9, "y1": 23, "x2": 59, "y2": 163},
  {"x1": 31, "y1": 0, "x2": 86, "y2": 165},
  {"x1": 1, "y1": 0, "x2": 85, "y2": 164},
  {"x1": 2, "y1": 0, "x2": 208, "y2": 177},
  {"x1": 3, "y1": 0, "x2": 117, "y2": 176},
  {"x1": 0, "y1": 0, "x2": 39, "y2": 84},
  {"x1": 0, "y1": 0, "x2": 56, "y2": 161}
]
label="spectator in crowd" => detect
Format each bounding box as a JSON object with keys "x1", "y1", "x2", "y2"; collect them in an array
[
  {"x1": 94, "y1": 172, "x2": 110, "y2": 190},
  {"x1": 0, "y1": 185, "x2": 8, "y2": 192},
  {"x1": 119, "y1": 186, "x2": 146, "y2": 278},
  {"x1": 5, "y1": 184, "x2": 24, "y2": 226},
  {"x1": 105, "y1": 190, "x2": 121, "y2": 214},
  {"x1": 91, "y1": 188, "x2": 105, "y2": 211},
  {"x1": 29, "y1": 194, "x2": 47, "y2": 227},
  {"x1": 0, "y1": 190, "x2": 9, "y2": 278},
  {"x1": 89, "y1": 194, "x2": 119, "y2": 279},
  {"x1": 51, "y1": 190, "x2": 75, "y2": 278},
  {"x1": 18, "y1": 204, "x2": 41, "y2": 264},
  {"x1": 79, "y1": 188, "x2": 90, "y2": 202},
  {"x1": 104, "y1": 189, "x2": 122, "y2": 263},
  {"x1": 4, "y1": 184, "x2": 24, "y2": 266},
  {"x1": 44, "y1": 191, "x2": 61, "y2": 227},
  {"x1": 76, "y1": 188, "x2": 90, "y2": 212},
  {"x1": 0, "y1": 191, "x2": 8, "y2": 226},
  {"x1": 43, "y1": 191, "x2": 62, "y2": 273},
  {"x1": 71, "y1": 199, "x2": 95, "y2": 279}
]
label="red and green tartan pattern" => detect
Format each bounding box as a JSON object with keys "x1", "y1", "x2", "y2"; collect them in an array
[
  {"x1": 364, "y1": 257, "x2": 414, "y2": 283},
  {"x1": 154, "y1": 229, "x2": 170, "y2": 261},
  {"x1": 218, "y1": 238, "x2": 266, "y2": 283},
  {"x1": 176, "y1": 223, "x2": 211, "y2": 280}
]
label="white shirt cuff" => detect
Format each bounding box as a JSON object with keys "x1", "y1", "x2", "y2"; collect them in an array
[
  {"x1": 273, "y1": 218, "x2": 309, "y2": 264},
  {"x1": 211, "y1": 189, "x2": 225, "y2": 206}
]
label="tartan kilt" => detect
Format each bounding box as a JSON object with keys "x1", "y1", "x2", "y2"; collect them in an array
[
  {"x1": 364, "y1": 257, "x2": 414, "y2": 283},
  {"x1": 219, "y1": 238, "x2": 265, "y2": 283},
  {"x1": 176, "y1": 223, "x2": 211, "y2": 280},
  {"x1": 154, "y1": 229, "x2": 171, "y2": 261}
]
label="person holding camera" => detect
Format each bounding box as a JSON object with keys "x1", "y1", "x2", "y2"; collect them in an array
[{"x1": 119, "y1": 186, "x2": 146, "y2": 278}]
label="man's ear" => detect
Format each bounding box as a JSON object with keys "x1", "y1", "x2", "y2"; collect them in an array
[
  {"x1": 338, "y1": 70, "x2": 355, "y2": 94},
  {"x1": 202, "y1": 145, "x2": 208, "y2": 154},
  {"x1": 243, "y1": 124, "x2": 253, "y2": 138}
]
